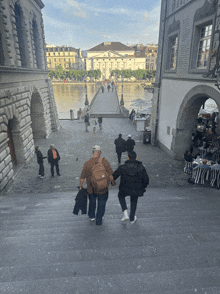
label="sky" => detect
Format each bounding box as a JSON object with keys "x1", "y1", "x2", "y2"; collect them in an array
[{"x1": 42, "y1": 0, "x2": 161, "y2": 50}]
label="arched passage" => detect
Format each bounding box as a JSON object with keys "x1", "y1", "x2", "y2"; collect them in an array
[
  {"x1": 7, "y1": 117, "x2": 24, "y2": 164},
  {"x1": 30, "y1": 91, "x2": 46, "y2": 139},
  {"x1": 172, "y1": 85, "x2": 220, "y2": 158}
]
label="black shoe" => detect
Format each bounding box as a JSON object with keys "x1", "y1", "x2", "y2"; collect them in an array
[
  {"x1": 57, "y1": 174, "x2": 61, "y2": 176},
  {"x1": 51, "y1": 174, "x2": 54, "y2": 177}
]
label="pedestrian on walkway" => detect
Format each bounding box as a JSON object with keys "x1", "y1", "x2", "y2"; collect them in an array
[
  {"x1": 84, "y1": 112, "x2": 90, "y2": 132},
  {"x1": 98, "y1": 114, "x2": 103, "y2": 130},
  {"x1": 113, "y1": 151, "x2": 149, "y2": 223},
  {"x1": 114, "y1": 134, "x2": 126, "y2": 164},
  {"x1": 126, "y1": 134, "x2": 135, "y2": 154},
  {"x1": 92, "y1": 117, "x2": 97, "y2": 133},
  {"x1": 102, "y1": 85, "x2": 104, "y2": 93},
  {"x1": 47, "y1": 144, "x2": 61, "y2": 177},
  {"x1": 35, "y1": 146, "x2": 47, "y2": 178},
  {"x1": 107, "y1": 84, "x2": 110, "y2": 92},
  {"x1": 79, "y1": 145, "x2": 116, "y2": 225},
  {"x1": 77, "y1": 108, "x2": 82, "y2": 121}
]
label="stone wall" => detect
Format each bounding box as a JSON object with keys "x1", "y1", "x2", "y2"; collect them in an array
[{"x1": 0, "y1": 0, "x2": 60, "y2": 191}]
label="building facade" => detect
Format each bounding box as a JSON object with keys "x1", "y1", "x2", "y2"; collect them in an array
[
  {"x1": 145, "y1": 44, "x2": 158, "y2": 70},
  {"x1": 151, "y1": 0, "x2": 220, "y2": 159},
  {"x1": 0, "y1": 0, "x2": 60, "y2": 191},
  {"x1": 46, "y1": 45, "x2": 84, "y2": 70},
  {"x1": 86, "y1": 42, "x2": 146, "y2": 79}
]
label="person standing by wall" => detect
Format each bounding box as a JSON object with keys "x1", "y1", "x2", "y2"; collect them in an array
[
  {"x1": 47, "y1": 144, "x2": 61, "y2": 177},
  {"x1": 35, "y1": 146, "x2": 47, "y2": 178},
  {"x1": 113, "y1": 151, "x2": 149, "y2": 223},
  {"x1": 84, "y1": 112, "x2": 90, "y2": 132}
]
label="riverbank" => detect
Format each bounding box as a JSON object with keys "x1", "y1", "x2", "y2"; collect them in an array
[{"x1": 51, "y1": 81, "x2": 152, "y2": 85}]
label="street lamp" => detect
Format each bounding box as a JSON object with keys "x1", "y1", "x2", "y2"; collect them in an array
[
  {"x1": 120, "y1": 74, "x2": 124, "y2": 105},
  {"x1": 215, "y1": 68, "x2": 220, "y2": 90},
  {"x1": 84, "y1": 77, "x2": 89, "y2": 106}
]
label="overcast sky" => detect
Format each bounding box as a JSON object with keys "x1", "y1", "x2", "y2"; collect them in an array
[{"x1": 42, "y1": 0, "x2": 161, "y2": 50}]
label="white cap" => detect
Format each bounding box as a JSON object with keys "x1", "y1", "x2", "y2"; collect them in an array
[
  {"x1": 93, "y1": 145, "x2": 101, "y2": 151},
  {"x1": 128, "y1": 134, "x2": 131, "y2": 137}
]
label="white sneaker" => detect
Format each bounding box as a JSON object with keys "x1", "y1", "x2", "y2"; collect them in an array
[
  {"x1": 121, "y1": 209, "x2": 129, "y2": 222},
  {"x1": 40, "y1": 176, "x2": 45, "y2": 179},
  {"x1": 130, "y1": 216, "x2": 137, "y2": 224},
  {"x1": 90, "y1": 218, "x2": 95, "y2": 221}
]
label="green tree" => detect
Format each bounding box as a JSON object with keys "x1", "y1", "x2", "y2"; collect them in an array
[
  {"x1": 48, "y1": 70, "x2": 55, "y2": 80},
  {"x1": 122, "y1": 70, "x2": 132, "y2": 79},
  {"x1": 133, "y1": 69, "x2": 145, "y2": 80}
]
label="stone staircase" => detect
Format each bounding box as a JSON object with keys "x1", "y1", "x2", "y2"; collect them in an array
[{"x1": 0, "y1": 188, "x2": 220, "y2": 293}]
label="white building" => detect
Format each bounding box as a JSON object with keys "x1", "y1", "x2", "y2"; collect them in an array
[{"x1": 86, "y1": 42, "x2": 146, "y2": 79}]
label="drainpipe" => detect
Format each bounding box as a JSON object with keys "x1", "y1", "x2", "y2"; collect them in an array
[{"x1": 152, "y1": 0, "x2": 168, "y2": 144}]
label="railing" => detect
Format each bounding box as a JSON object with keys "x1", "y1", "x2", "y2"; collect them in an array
[{"x1": 89, "y1": 83, "x2": 102, "y2": 109}]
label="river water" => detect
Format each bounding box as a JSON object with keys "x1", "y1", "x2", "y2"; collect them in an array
[{"x1": 52, "y1": 83, "x2": 153, "y2": 119}]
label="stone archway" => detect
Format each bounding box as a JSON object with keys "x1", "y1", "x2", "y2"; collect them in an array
[
  {"x1": 30, "y1": 90, "x2": 47, "y2": 139},
  {"x1": 172, "y1": 85, "x2": 220, "y2": 159}
]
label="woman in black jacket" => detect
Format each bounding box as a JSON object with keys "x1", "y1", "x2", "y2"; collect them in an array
[{"x1": 35, "y1": 146, "x2": 47, "y2": 178}]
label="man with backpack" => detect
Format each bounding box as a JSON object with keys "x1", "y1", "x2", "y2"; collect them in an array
[
  {"x1": 79, "y1": 145, "x2": 115, "y2": 225},
  {"x1": 113, "y1": 151, "x2": 149, "y2": 223}
]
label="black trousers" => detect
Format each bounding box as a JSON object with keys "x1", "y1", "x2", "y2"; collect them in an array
[
  {"x1": 117, "y1": 152, "x2": 122, "y2": 163},
  {"x1": 51, "y1": 160, "x2": 60, "y2": 176},
  {"x1": 118, "y1": 191, "x2": 138, "y2": 222},
  {"x1": 38, "y1": 163, "x2": 44, "y2": 176}
]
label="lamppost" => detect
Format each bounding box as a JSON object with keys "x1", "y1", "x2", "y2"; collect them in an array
[
  {"x1": 84, "y1": 77, "x2": 89, "y2": 106},
  {"x1": 120, "y1": 74, "x2": 124, "y2": 105}
]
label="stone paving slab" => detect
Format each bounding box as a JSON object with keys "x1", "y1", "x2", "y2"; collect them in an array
[{"x1": 1, "y1": 119, "x2": 192, "y2": 195}]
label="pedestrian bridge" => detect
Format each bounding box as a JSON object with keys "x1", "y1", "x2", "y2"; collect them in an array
[{"x1": 89, "y1": 85, "x2": 129, "y2": 118}]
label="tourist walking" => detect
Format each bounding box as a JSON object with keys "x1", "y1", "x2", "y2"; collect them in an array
[
  {"x1": 98, "y1": 114, "x2": 103, "y2": 130},
  {"x1": 114, "y1": 134, "x2": 126, "y2": 164},
  {"x1": 126, "y1": 134, "x2": 135, "y2": 153},
  {"x1": 47, "y1": 144, "x2": 61, "y2": 177},
  {"x1": 113, "y1": 151, "x2": 149, "y2": 223},
  {"x1": 92, "y1": 117, "x2": 97, "y2": 133},
  {"x1": 35, "y1": 146, "x2": 47, "y2": 178},
  {"x1": 84, "y1": 112, "x2": 90, "y2": 132},
  {"x1": 79, "y1": 145, "x2": 115, "y2": 225},
  {"x1": 77, "y1": 108, "x2": 82, "y2": 121},
  {"x1": 107, "y1": 84, "x2": 110, "y2": 92}
]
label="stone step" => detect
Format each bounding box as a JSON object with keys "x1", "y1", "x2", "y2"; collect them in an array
[{"x1": 89, "y1": 113, "x2": 126, "y2": 118}]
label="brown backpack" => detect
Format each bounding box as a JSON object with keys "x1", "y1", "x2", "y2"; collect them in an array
[{"x1": 91, "y1": 158, "x2": 109, "y2": 192}]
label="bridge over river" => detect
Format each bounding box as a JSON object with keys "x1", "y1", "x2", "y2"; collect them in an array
[{"x1": 89, "y1": 86, "x2": 128, "y2": 118}]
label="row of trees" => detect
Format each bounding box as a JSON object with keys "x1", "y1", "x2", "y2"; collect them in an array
[
  {"x1": 111, "y1": 69, "x2": 156, "y2": 81},
  {"x1": 48, "y1": 66, "x2": 102, "y2": 81},
  {"x1": 48, "y1": 66, "x2": 156, "y2": 81}
]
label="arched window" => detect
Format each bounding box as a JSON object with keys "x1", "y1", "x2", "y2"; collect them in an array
[
  {"x1": 14, "y1": 2, "x2": 26, "y2": 67},
  {"x1": 32, "y1": 19, "x2": 41, "y2": 69},
  {"x1": 0, "y1": 33, "x2": 5, "y2": 66}
]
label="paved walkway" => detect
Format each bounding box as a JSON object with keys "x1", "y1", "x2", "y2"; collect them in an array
[
  {"x1": 1, "y1": 188, "x2": 220, "y2": 293},
  {"x1": 90, "y1": 87, "x2": 120, "y2": 115},
  {"x1": 1, "y1": 118, "x2": 188, "y2": 196}
]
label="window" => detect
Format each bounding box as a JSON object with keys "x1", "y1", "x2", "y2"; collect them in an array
[
  {"x1": 169, "y1": 35, "x2": 178, "y2": 69},
  {"x1": 54, "y1": 58, "x2": 56, "y2": 62},
  {"x1": 196, "y1": 24, "x2": 212, "y2": 68}
]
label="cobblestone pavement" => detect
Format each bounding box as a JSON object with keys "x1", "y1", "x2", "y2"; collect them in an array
[{"x1": 1, "y1": 118, "x2": 188, "y2": 196}]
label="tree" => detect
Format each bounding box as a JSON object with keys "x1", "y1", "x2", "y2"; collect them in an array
[
  {"x1": 133, "y1": 69, "x2": 145, "y2": 80},
  {"x1": 48, "y1": 70, "x2": 55, "y2": 80}
]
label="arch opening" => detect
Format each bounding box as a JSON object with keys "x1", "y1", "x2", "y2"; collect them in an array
[
  {"x1": 32, "y1": 20, "x2": 41, "y2": 69},
  {"x1": 0, "y1": 32, "x2": 5, "y2": 66},
  {"x1": 7, "y1": 117, "x2": 23, "y2": 165},
  {"x1": 14, "y1": 2, "x2": 27, "y2": 67},
  {"x1": 30, "y1": 91, "x2": 46, "y2": 139},
  {"x1": 172, "y1": 86, "x2": 220, "y2": 159}
]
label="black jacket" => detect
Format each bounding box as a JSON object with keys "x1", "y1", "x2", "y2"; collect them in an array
[
  {"x1": 73, "y1": 188, "x2": 88, "y2": 215},
  {"x1": 126, "y1": 138, "x2": 135, "y2": 151},
  {"x1": 113, "y1": 159, "x2": 149, "y2": 197},
  {"x1": 47, "y1": 149, "x2": 60, "y2": 163},
  {"x1": 114, "y1": 137, "x2": 126, "y2": 153},
  {"x1": 36, "y1": 150, "x2": 46, "y2": 164}
]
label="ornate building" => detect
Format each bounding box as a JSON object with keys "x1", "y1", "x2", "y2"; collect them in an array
[
  {"x1": 151, "y1": 0, "x2": 220, "y2": 159},
  {"x1": 46, "y1": 45, "x2": 84, "y2": 70},
  {"x1": 86, "y1": 42, "x2": 146, "y2": 79},
  {"x1": 0, "y1": 0, "x2": 60, "y2": 191},
  {"x1": 145, "y1": 44, "x2": 158, "y2": 70}
]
